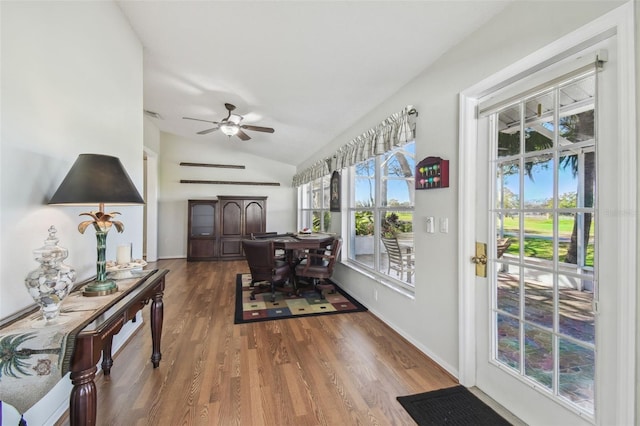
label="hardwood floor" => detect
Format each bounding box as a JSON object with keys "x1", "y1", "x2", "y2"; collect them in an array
[{"x1": 57, "y1": 258, "x2": 457, "y2": 425}]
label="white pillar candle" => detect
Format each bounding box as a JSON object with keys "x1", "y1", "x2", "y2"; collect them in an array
[{"x1": 116, "y1": 243, "x2": 132, "y2": 265}]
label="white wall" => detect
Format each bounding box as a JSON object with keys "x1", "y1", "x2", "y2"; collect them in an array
[
  {"x1": 1, "y1": 1, "x2": 145, "y2": 423},
  {"x1": 157, "y1": 132, "x2": 297, "y2": 258},
  {"x1": 301, "y1": 1, "x2": 627, "y2": 377}
]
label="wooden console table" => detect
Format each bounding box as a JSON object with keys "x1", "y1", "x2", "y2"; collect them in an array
[
  {"x1": 0, "y1": 269, "x2": 168, "y2": 425},
  {"x1": 69, "y1": 269, "x2": 168, "y2": 425}
]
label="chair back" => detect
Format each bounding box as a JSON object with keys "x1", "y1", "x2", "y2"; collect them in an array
[
  {"x1": 242, "y1": 239, "x2": 277, "y2": 282},
  {"x1": 325, "y1": 237, "x2": 342, "y2": 273},
  {"x1": 295, "y1": 237, "x2": 342, "y2": 281},
  {"x1": 250, "y1": 231, "x2": 278, "y2": 239},
  {"x1": 381, "y1": 237, "x2": 404, "y2": 265}
]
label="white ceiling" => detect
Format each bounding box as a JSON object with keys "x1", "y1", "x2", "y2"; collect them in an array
[{"x1": 117, "y1": 1, "x2": 511, "y2": 167}]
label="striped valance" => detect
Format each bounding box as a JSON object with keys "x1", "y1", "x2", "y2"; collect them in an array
[{"x1": 292, "y1": 105, "x2": 416, "y2": 187}]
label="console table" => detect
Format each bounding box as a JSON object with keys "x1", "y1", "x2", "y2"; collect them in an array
[
  {"x1": 69, "y1": 269, "x2": 168, "y2": 425},
  {"x1": 0, "y1": 269, "x2": 168, "y2": 426}
]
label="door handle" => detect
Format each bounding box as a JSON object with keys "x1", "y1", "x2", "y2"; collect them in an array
[
  {"x1": 471, "y1": 242, "x2": 487, "y2": 277},
  {"x1": 471, "y1": 254, "x2": 487, "y2": 265}
]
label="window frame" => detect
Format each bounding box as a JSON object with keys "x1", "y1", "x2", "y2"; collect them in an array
[
  {"x1": 297, "y1": 174, "x2": 331, "y2": 233},
  {"x1": 345, "y1": 141, "x2": 416, "y2": 292}
]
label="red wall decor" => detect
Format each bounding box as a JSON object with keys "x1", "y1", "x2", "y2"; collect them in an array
[{"x1": 415, "y1": 156, "x2": 449, "y2": 190}]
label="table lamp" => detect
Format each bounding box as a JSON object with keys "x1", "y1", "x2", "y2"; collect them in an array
[{"x1": 49, "y1": 154, "x2": 144, "y2": 296}]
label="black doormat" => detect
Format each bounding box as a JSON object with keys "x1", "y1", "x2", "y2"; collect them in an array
[
  {"x1": 235, "y1": 273, "x2": 367, "y2": 324},
  {"x1": 397, "y1": 385, "x2": 512, "y2": 425}
]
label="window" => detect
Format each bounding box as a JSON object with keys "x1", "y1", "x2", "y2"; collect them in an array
[
  {"x1": 347, "y1": 141, "x2": 415, "y2": 288},
  {"x1": 298, "y1": 175, "x2": 331, "y2": 232}
]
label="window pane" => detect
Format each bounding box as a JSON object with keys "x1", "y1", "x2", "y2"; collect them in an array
[
  {"x1": 497, "y1": 264, "x2": 520, "y2": 315},
  {"x1": 524, "y1": 266, "x2": 553, "y2": 329},
  {"x1": 381, "y1": 145, "x2": 415, "y2": 206},
  {"x1": 379, "y1": 211, "x2": 414, "y2": 283},
  {"x1": 300, "y1": 184, "x2": 310, "y2": 209},
  {"x1": 322, "y1": 175, "x2": 330, "y2": 209},
  {"x1": 524, "y1": 155, "x2": 553, "y2": 206},
  {"x1": 559, "y1": 75, "x2": 595, "y2": 144},
  {"x1": 559, "y1": 338, "x2": 594, "y2": 414},
  {"x1": 501, "y1": 212, "x2": 521, "y2": 259},
  {"x1": 558, "y1": 150, "x2": 595, "y2": 209},
  {"x1": 522, "y1": 213, "x2": 553, "y2": 263},
  {"x1": 496, "y1": 313, "x2": 520, "y2": 370},
  {"x1": 312, "y1": 211, "x2": 321, "y2": 232},
  {"x1": 352, "y1": 210, "x2": 374, "y2": 268},
  {"x1": 559, "y1": 213, "x2": 594, "y2": 268},
  {"x1": 381, "y1": 211, "x2": 413, "y2": 237},
  {"x1": 524, "y1": 323, "x2": 553, "y2": 389},
  {"x1": 558, "y1": 273, "x2": 594, "y2": 344},
  {"x1": 497, "y1": 105, "x2": 521, "y2": 157},
  {"x1": 558, "y1": 154, "x2": 578, "y2": 208},
  {"x1": 355, "y1": 159, "x2": 375, "y2": 207},
  {"x1": 497, "y1": 160, "x2": 520, "y2": 209},
  {"x1": 311, "y1": 179, "x2": 322, "y2": 209},
  {"x1": 524, "y1": 91, "x2": 554, "y2": 153}
]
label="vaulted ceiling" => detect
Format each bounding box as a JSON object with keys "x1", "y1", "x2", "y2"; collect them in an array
[{"x1": 117, "y1": 1, "x2": 512, "y2": 167}]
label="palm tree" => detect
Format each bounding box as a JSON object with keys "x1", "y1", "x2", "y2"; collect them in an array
[{"x1": 0, "y1": 333, "x2": 60, "y2": 379}]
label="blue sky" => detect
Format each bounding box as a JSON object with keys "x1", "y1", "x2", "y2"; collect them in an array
[{"x1": 503, "y1": 161, "x2": 578, "y2": 203}]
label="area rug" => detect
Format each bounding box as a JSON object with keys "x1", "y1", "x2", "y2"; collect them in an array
[
  {"x1": 234, "y1": 273, "x2": 367, "y2": 324},
  {"x1": 397, "y1": 385, "x2": 512, "y2": 426}
]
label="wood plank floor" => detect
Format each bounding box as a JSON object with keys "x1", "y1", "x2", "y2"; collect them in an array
[{"x1": 57, "y1": 258, "x2": 457, "y2": 425}]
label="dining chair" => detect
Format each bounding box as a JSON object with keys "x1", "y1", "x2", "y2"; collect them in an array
[
  {"x1": 381, "y1": 237, "x2": 415, "y2": 283},
  {"x1": 295, "y1": 237, "x2": 342, "y2": 299},
  {"x1": 241, "y1": 239, "x2": 292, "y2": 302}
]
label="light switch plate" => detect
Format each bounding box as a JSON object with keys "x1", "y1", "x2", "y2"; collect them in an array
[{"x1": 439, "y1": 217, "x2": 448, "y2": 233}]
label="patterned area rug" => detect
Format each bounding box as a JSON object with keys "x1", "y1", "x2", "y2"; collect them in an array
[
  {"x1": 234, "y1": 273, "x2": 367, "y2": 324},
  {"x1": 397, "y1": 386, "x2": 512, "y2": 426}
]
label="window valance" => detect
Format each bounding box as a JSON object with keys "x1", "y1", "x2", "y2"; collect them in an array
[{"x1": 292, "y1": 105, "x2": 416, "y2": 187}]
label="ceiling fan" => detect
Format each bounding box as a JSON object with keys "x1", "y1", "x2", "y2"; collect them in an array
[{"x1": 183, "y1": 103, "x2": 275, "y2": 141}]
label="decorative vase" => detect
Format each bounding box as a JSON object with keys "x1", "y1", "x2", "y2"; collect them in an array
[{"x1": 24, "y1": 226, "x2": 76, "y2": 321}]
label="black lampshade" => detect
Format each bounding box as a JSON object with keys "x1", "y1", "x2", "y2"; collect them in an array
[{"x1": 49, "y1": 154, "x2": 144, "y2": 205}]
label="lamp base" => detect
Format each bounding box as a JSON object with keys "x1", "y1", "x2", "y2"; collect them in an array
[{"x1": 82, "y1": 280, "x2": 118, "y2": 297}]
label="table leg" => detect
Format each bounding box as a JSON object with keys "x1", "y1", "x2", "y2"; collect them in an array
[
  {"x1": 70, "y1": 366, "x2": 97, "y2": 426},
  {"x1": 150, "y1": 288, "x2": 164, "y2": 368},
  {"x1": 101, "y1": 336, "x2": 114, "y2": 376}
]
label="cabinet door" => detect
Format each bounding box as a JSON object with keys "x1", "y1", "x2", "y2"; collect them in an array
[
  {"x1": 220, "y1": 200, "x2": 242, "y2": 237},
  {"x1": 187, "y1": 201, "x2": 217, "y2": 260},
  {"x1": 244, "y1": 200, "x2": 266, "y2": 236},
  {"x1": 219, "y1": 199, "x2": 243, "y2": 258},
  {"x1": 188, "y1": 239, "x2": 216, "y2": 259},
  {"x1": 190, "y1": 203, "x2": 215, "y2": 237}
]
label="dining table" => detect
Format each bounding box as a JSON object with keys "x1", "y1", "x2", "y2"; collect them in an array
[{"x1": 255, "y1": 233, "x2": 335, "y2": 291}]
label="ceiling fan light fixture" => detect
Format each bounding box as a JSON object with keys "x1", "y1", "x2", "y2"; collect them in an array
[{"x1": 220, "y1": 122, "x2": 239, "y2": 136}]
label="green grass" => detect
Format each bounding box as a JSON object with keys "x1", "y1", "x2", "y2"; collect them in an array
[
  {"x1": 502, "y1": 215, "x2": 594, "y2": 238},
  {"x1": 505, "y1": 238, "x2": 594, "y2": 266},
  {"x1": 500, "y1": 216, "x2": 595, "y2": 266}
]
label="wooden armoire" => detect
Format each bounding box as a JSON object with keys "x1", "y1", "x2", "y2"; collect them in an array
[{"x1": 187, "y1": 196, "x2": 267, "y2": 261}]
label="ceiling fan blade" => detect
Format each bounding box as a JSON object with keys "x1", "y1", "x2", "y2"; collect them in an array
[
  {"x1": 197, "y1": 127, "x2": 219, "y2": 135},
  {"x1": 241, "y1": 124, "x2": 275, "y2": 133},
  {"x1": 183, "y1": 117, "x2": 219, "y2": 124},
  {"x1": 236, "y1": 130, "x2": 251, "y2": 141}
]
